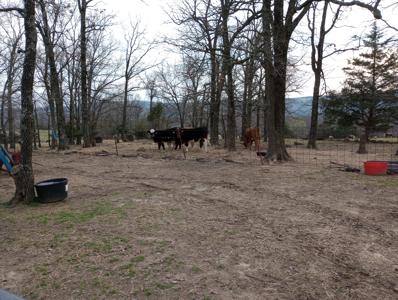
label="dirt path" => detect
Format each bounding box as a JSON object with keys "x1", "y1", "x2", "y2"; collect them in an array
[{"x1": 0, "y1": 141, "x2": 397, "y2": 299}]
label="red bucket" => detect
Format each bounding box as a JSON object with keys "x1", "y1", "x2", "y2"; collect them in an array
[{"x1": 364, "y1": 161, "x2": 388, "y2": 175}]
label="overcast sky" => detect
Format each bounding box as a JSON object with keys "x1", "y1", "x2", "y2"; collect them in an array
[{"x1": 101, "y1": 0, "x2": 398, "y2": 97}]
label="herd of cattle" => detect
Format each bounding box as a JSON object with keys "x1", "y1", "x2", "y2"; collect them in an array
[
  {"x1": 148, "y1": 127, "x2": 261, "y2": 152},
  {"x1": 148, "y1": 127, "x2": 210, "y2": 151}
]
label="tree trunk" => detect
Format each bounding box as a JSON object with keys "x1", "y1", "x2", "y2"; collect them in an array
[
  {"x1": 307, "y1": 2, "x2": 330, "y2": 149},
  {"x1": 79, "y1": 0, "x2": 90, "y2": 148},
  {"x1": 76, "y1": 94, "x2": 82, "y2": 145},
  {"x1": 262, "y1": 0, "x2": 290, "y2": 161},
  {"x1": 1, "y1": 83, "x2": 8, "y2": 149},
  {"x1": 34, "y1": 102, "x2": 41, "y2": 148},
  {"x1": 121, "y1": 75, "x2": 129, "y2": 142},
  {"x1": 225, "y1": 68, "x2": 236, "y2": 151},
  {"x1": 244, "y1": 57, "x2": 255, "y2": 134},
  {"x1": 66, "y1": 47, "x2": 77, "y2": 145},
  {"x1": 7, "y1": 70, "x2": 15, "y2": 150},
  {"x1": 68, "y1": 83, "x2": 75, "y2": 145},
  {"x1": 209, "y1": 49, "x2": 223, "y2": 145},
  {"x1": 221, "y1": 3, "x2": 236, "y2": 151},
  {"x1": 241, "y1": 73, "x2": 248, "y2": 139},
  {"x1": 33, "y1": 103, "x2": 37, "y2": 150},
  {"x1": 307, "y1": 75, "x2": 321, "y2": 149},
  {"x1": 357, "y1": 129, "x2": 368, "y2": 154},
  {"x1": 43, "y1": 62, "x2": 57, "y2": 149},
  {"x1": 8, "y1": 0, "x2": 37, "y2": 206},
  {"x1": 38, "y1": 0, "x2": 67, "y2": 151}
]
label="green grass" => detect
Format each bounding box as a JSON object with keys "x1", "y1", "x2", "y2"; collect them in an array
[
  {"x1": 119, "y1": 263, "x2": 136, "y2": 277},
  {"x1": 143, "y1": 287, "x2": 153, "y2": 296},
  {"x1": 376, "y1": 179, "x2": 398, "y2": 188},
  {"x1": 35, "y1": 202, "x2": 127, "y2": 225},
  {"x1": 191, "y1": 265, "x2": 202, "y2": 273},
  {"x1": 156, "y1": 282, "x2": 175, "y2": 290},
  {"x1": 131, "y1": 255, "x2": 145, "y2": 263}
]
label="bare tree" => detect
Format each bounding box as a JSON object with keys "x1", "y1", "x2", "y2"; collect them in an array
[
  {"x1": 307, "y1": 1, "x2": 342, "y2": 149},
  {"x1": 183, "y1": 53, "x2": 207, "y2": 127},
  {"x1": 1, "y1": 0, "x2": 38, "y2": 205},
  {"x1": 261, "y1": 0, "x2": 382, "y2": 161},
  {"x1": 86, "y1": 11, "x2": 120, "y2": 145},
  {"x1": 0, "y1": 15, "x2": 23, "y2": 150},
  {"x1": 144, "y1": 72, "x2": 158, "y2": 128},
  {"x1": 36, "y1": 0, "x2": 70, "y2": 150},
  {"x1": 158, "y1": 63, "x2": 188, "y2": 128},
  {"x1": 35, "y1": 52, "x2": 57, "y2": 148},
  {"x1": 121, "y1": 20, "x2": 154, "y2": 141},
  {"x1": 77, "y1": 0, "x2": 93, "y2": 147},
  {"x1": 170, "y1": 0, "x2": 224, "y2": 145}
]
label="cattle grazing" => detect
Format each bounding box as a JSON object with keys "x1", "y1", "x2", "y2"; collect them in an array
[{"x1": 243, "y1": 127, "x2": 261, "y2": 151}]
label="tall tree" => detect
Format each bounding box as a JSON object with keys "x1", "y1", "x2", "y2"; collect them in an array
[
  {"x1": 261, "y1": 0, "x2": 382, "y2": 161},
  {"x1": 170, "y1": 0, "x2": 224, "y2": 145},
  {"x1": 37, "y1": 0, "x2": 68, "y2": 150},
  {"x1": 0, "y1": 18, "x2": 23, "y2": 150},
  {"x1": 323, "y1": 23, "x2": 398, "y2": 154},
  {"x1": 158, "y1": 63, "x2": 188, "y2": 128},
  {"x1": 144, "y1": 72, "x2": 158, "y2": 128},
  {"x1": 121, "y1": 21, "x2": 153, "y2": 141},
  {"x1": 77, "y1": 0, "x2": 93, "y2": 148},
  {"x1": 0, "y1": 0, "x2": 38, "y2": 205},
  {"x1": 307, "y1": 1, "x2": 342, "y2": 149}
]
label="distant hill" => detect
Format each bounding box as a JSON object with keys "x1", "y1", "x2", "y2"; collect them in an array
[{"x1": 286, "y1": 96, "x2": 313, "y2": 117}]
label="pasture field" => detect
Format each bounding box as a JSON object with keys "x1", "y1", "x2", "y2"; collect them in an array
[{"x1": 1, "y1": 140, "x2": 397, "y2": 299}]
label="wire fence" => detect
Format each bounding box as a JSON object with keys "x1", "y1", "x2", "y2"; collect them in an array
[{"x1": 285, "y1": 138, "x2": 398, "y2": 168}]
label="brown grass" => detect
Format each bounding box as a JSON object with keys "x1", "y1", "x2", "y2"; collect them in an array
[{"x1": 0, "y1": 140, "x2": 397, "y2": 299}]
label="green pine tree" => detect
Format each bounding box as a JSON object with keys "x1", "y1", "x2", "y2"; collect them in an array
[{"x1": 323, "y1": 23, "x2": 398, "y2": 153}]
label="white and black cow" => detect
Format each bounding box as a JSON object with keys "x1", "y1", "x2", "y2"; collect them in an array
[{"x1": 148, "y1": 128, "x2": 177, "y2": 150}]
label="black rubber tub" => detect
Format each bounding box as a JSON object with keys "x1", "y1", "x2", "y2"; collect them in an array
[
  {"x1": 387, "y1": 161, "x2": 398, "y2": 174},
  {"x1": 34, "y1": 178, "x2": 68, "y2": 203}
]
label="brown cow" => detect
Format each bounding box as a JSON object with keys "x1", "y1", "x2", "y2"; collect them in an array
[{"x1": 243, "y1": 127, "x2": 260, "y2": 151}]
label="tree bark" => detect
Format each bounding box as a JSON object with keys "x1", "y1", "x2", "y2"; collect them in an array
[
  {"x1": 357, "y1": 129, "x2": 368, "y2": 154},
  {"x1": 209, "y1": 49, "x2": 223, "y2": 145},
  {"x1": 1, "y1": 82, "x2": 8, "y2": 149},
  {"x1": 43, "y1": 61, "x2": 57, "y2": 149},
  {"x1": 7, "y1": 59, "x2": 16, "y2": 149},
  {"x1": 78, "y1": 0, "x2": 90, "y2": 148},
  {"x1": 262, "y1": 0, "x2": 291, "y2": 161},
  {"x1": 38, "y1": 0, "x2": 67, "y2": 150},
  {"x1": 121, "y1": 74, "x2": 129, "y2": 141},
  {"x1": 8, "y1": 0, "x2": 37, "y2": 206},
  {"x1": 221, "y1": 1, "x2": 236, "y2": 151},
  {"x1": 308, "y1": 1, "x2": 333, "y2": 149}
]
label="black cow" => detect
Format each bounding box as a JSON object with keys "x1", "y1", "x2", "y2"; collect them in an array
[
  {"x1": 148, "y1": 128, "x2": 177, "y2": 150},
  {"x1": 179, "y1": 127, "x2": 209, "y2": 152},
  {"x1": 149, "y1": 127, "x2": 209, "y2": 152}
]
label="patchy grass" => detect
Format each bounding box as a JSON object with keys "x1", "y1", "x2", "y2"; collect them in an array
[
  {"x1": 34, "y1": 201, "x2": 128, "y2": 225},
  {"x1": 156, "y1": 282, "x2": 175, "y2": 290},
  {"x1": 191, "y1": 265, "x2": 202, "y2": 273},
  {"x1": 1, "y1": 140, "x2": 397, "y2": 300},
  {"x1": 131, "y1": 255, "x2": 145, "y2": 263},
  {"x1": 119, "y1": 263, "x2": 136, "y2": 277}
]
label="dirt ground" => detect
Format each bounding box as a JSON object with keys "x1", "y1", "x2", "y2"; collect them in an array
[{"x1": 0, "y1": 140, "x2": 397, "y2": 300}]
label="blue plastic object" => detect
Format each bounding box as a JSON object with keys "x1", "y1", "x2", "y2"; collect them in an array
[
  {"x1": 0, "y1": 145, "x2": 13, "y2": 173},
  {"x1": 0, "y1": 288, "x2": 25, "y2": 300}
]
